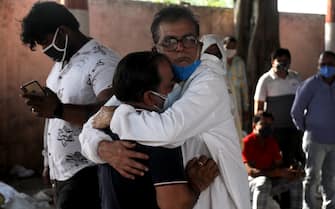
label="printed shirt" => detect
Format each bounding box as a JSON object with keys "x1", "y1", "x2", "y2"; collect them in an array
[{"x1": 45, "y1": 39, "x2": 119, "y2": 181}]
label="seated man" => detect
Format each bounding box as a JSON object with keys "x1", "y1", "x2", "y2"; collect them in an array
[
  {"x1": 86, "y1": 51, "x2": 219, "y2": 209},
  {"x1": 242, "y1": 111, "x2": 304, "y2": 209}
]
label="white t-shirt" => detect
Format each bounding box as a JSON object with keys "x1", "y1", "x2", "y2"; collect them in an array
[{"x1": 45, "y1": 39, "x2": 119, "y2": 181}]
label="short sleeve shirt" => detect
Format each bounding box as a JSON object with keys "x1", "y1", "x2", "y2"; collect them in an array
[
  {"x1": 46, "y1": 40, "x2": 120, "y2": 181},
  {"x1": 242, "y1": 133, "x2": 282, "y2": 170},
  {"x1": 98, "y1": 132, "x2": 187, "y2": 209},
  {"x1": 254, "y1": 69, "x2": 301, "y2": 128}
]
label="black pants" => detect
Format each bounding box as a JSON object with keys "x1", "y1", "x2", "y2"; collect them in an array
[
  {"x1": 55, "y1": 166, "x2": 101, "y2": 209},
  {"x1": 273, "y1": 127, "x2": 305, "y2": 168}
]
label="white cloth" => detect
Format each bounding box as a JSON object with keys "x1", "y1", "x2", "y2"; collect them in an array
[
  {"x1": 80, "y1": 55, "x2": 251, "y2": 209},
  {"x1": 200, "y1": 34, "x2": 227, "y2": 72},
  {"x1": 46, "y1": 39, "x2": 119, "y2": 181},
  {"x1": 200, "y1": 36, "x2": 244, "y2": 143}
]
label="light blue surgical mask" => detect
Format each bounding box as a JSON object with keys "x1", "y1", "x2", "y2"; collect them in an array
[
  {"x1": 172, "y1": 60, "x2": 201, "y2": 81},
  {"x1": 150, "y1": 91, "x2": 167, "y2": 112},
  {"x1": 164, "y1": 83, "x2": 182, "y2": 110},
  {"x1": 319, "y1": 65, "x2": 335, "y2": 78},
  {"x1": 150, "y1": 84, "x2": 182, "y2": 112}
]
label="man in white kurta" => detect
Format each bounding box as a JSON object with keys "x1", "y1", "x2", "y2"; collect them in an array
[{"x1": 80, "y1": 6, "x2": 250, "y2": 209}]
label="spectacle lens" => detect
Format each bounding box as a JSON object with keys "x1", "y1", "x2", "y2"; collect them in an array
[{"x1": 159, "y1": 35, "x2": 198, "y2": 51}]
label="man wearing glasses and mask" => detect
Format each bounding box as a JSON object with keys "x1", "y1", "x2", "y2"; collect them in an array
[
  {"x1": 80, "y1": 6, "x2": 250, "y2": 209},
  {"x1": 20, "y1": 2, "x2": 119, "y2": 209}
]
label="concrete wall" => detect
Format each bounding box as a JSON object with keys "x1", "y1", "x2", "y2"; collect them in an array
[
  {"x1": 280, "y1": 12, "x2": 324, "y2": 79},
  {"x1": 0, "y1": 0, "x2": 53, "y2": 174},
  {"x1": 89, "y1": 0, "x2": 234, "y2": 55},
  {"x1": 0, "y1": 0, "x2": 325, "y2": 172}
]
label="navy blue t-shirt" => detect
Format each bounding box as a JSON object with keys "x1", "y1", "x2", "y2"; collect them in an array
[{"x1": 98, "y1": 130, "x2": 187, "y2": 209}]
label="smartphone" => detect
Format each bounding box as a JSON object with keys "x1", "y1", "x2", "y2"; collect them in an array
[{"x1": 20, "y1": 80, "x2": 46, "y2": 96}]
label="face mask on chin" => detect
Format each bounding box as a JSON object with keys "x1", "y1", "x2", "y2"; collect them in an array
[
  {"x1": 319, "y1": 65, "x2": 335, "y2": 78},
  {"x1": 172, "y1": 60, "x2": 201, "y2": 81},
  {"x1": 42, "y1": 28, "x2": 68, "y2": 63}
]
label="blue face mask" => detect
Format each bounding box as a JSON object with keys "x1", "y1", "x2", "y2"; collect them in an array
[
  {"x1": 172, "y1": 60, "x2": 201, "y2": 81},
  {"x1": 319, "y1": 65, "x2": 335, "y2": 78}
]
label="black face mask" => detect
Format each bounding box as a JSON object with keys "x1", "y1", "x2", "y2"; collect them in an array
[
  {"x1": 42, "y1": 28, "x2": 68, "y2": 63},
  {"x1": 258, "y1": 125, "x2": 273, "y2": 138},
  {"x1": 276, "y1": 62, "x2": 289, "y2": 72},
  {"x1": 44, "y1": 47, "x2": 66, "y2": 62}
]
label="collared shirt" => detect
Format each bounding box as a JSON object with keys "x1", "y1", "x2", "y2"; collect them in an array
[
  {"x1": 291, "y1": 74, "x2": 335, "y2": 144},
  {"x1": 45, "y1": 39, "x2": 119, "y2": 181},
  {"x1": 80, "y1": 54, "x2": 251, "y2": 209},
  {"x1": 254, "y1": 69, "x2": 301, "y2": 128}
]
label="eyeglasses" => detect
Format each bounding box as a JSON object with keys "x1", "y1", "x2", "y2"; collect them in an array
[{"x1": 158, "y1": 35, "x2": 198, "y2": 51}]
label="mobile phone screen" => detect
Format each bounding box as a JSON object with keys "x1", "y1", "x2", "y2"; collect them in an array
[{"x1": 20, "y1": 80, "x2": 45, "y2": 96}]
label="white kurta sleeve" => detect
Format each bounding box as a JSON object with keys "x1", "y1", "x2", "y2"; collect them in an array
[
  {"x1": 79, "y1": 113, "x2": 113, "y2": 164},
  {"x1": 79, "y1": 96, "x2": 121, "y2": 163},
  {"x1": 110, "y1": 67, "x2": 231, "y2": 147}
]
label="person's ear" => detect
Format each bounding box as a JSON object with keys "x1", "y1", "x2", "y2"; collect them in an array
[
  {"x1": 58, "y1": 25, "x2": 72, "y2": 38},
  {"x1": 143, "y1": 91, "x2": 156, "y2": 106}
]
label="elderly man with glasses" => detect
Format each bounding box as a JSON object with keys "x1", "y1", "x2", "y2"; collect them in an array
[{"x1": 80, "y1": 6, "x2": 250, "y2": 209}]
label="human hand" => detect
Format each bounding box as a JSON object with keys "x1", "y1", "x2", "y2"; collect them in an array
[
  {"x1": 42, "y1": 166, "x2": 50, "y2": 185},
  {"x1": 287, "y1": 166, "x2": 305, "y2": 181},
  {"x1": 21, "y1": 87, "x2": 60, "y2": 118},
  {"x1": 186, "y1": 155, "x2": 219, "y2": 193},
  {"x1": 97, "y1": 140, "x2": 149, "y2": 180},
  {"x1": 92, "y1": 106, "x2": 117, "y2": 129}
]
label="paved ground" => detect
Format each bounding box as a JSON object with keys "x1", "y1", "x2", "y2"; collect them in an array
[{"x1": 3, "y1": 175, "x2": 55, "y2": 209}]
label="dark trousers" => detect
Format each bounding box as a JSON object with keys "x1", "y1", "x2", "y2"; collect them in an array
[
  {"x1": 273, "y1": 127, "x2": 305, "y2": 168},
  {"x1": 54, "y1": 166, "x2": 101, "y2": 209}
]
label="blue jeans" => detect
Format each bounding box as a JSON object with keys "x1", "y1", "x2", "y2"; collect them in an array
[{"x1": 302, "y1": 132, "x2": 335, "y2": 209}]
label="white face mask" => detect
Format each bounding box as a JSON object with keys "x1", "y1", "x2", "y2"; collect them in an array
[
  {"x1": 226, "y1": 49, "x2": 237, "y2": 59},
  {"x1": 150, "y1": 83, "x2": 182, "y2": 112},
  {"x1": 42, "y1": 28, "x2": 68, "y2": 63}
]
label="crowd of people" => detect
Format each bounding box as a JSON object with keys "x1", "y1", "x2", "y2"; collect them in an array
[{"x1": 18, "y1": 1, "x2": 335, "y2": 209}]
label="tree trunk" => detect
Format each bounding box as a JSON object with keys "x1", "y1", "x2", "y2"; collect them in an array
[{"x1": 234, "y1": 0, "x2": 279, "y2": 94}]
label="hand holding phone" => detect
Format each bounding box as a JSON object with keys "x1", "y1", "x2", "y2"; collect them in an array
[{"x1": 20, "y1": 80, "x2": 46, "y2": 97}]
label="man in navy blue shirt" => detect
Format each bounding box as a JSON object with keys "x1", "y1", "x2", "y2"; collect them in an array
[{"x1": 291, "y1": 51, "x2": 335, "y2": 209}]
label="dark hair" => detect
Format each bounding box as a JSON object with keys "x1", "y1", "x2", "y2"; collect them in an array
[
  {"x1": 113, "y1": 51, "x2": 171, "y2": 103},
  {"x1": 21, "y1": 1, "x2": 79, "y2": 50},
  {"x1": 253, "y1": 111, "x2": 274, "y2": 124},
  {"x1": 271, "y1": 48, "x2": 291, "y2": 63},
  {"x1": 321, "y1": 51, "x2": 335, "y2": 60},
  {"x1": 223, "y1": 36, "x2": 237, "y2": 45},
  {"x1": 151, "y1": 6, "x2": 200, "y2": 44}
]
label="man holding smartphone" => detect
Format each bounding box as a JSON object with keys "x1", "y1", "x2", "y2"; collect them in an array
[{"x1": 20, "y1": 2, "x2": 119, "y2": 209}]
